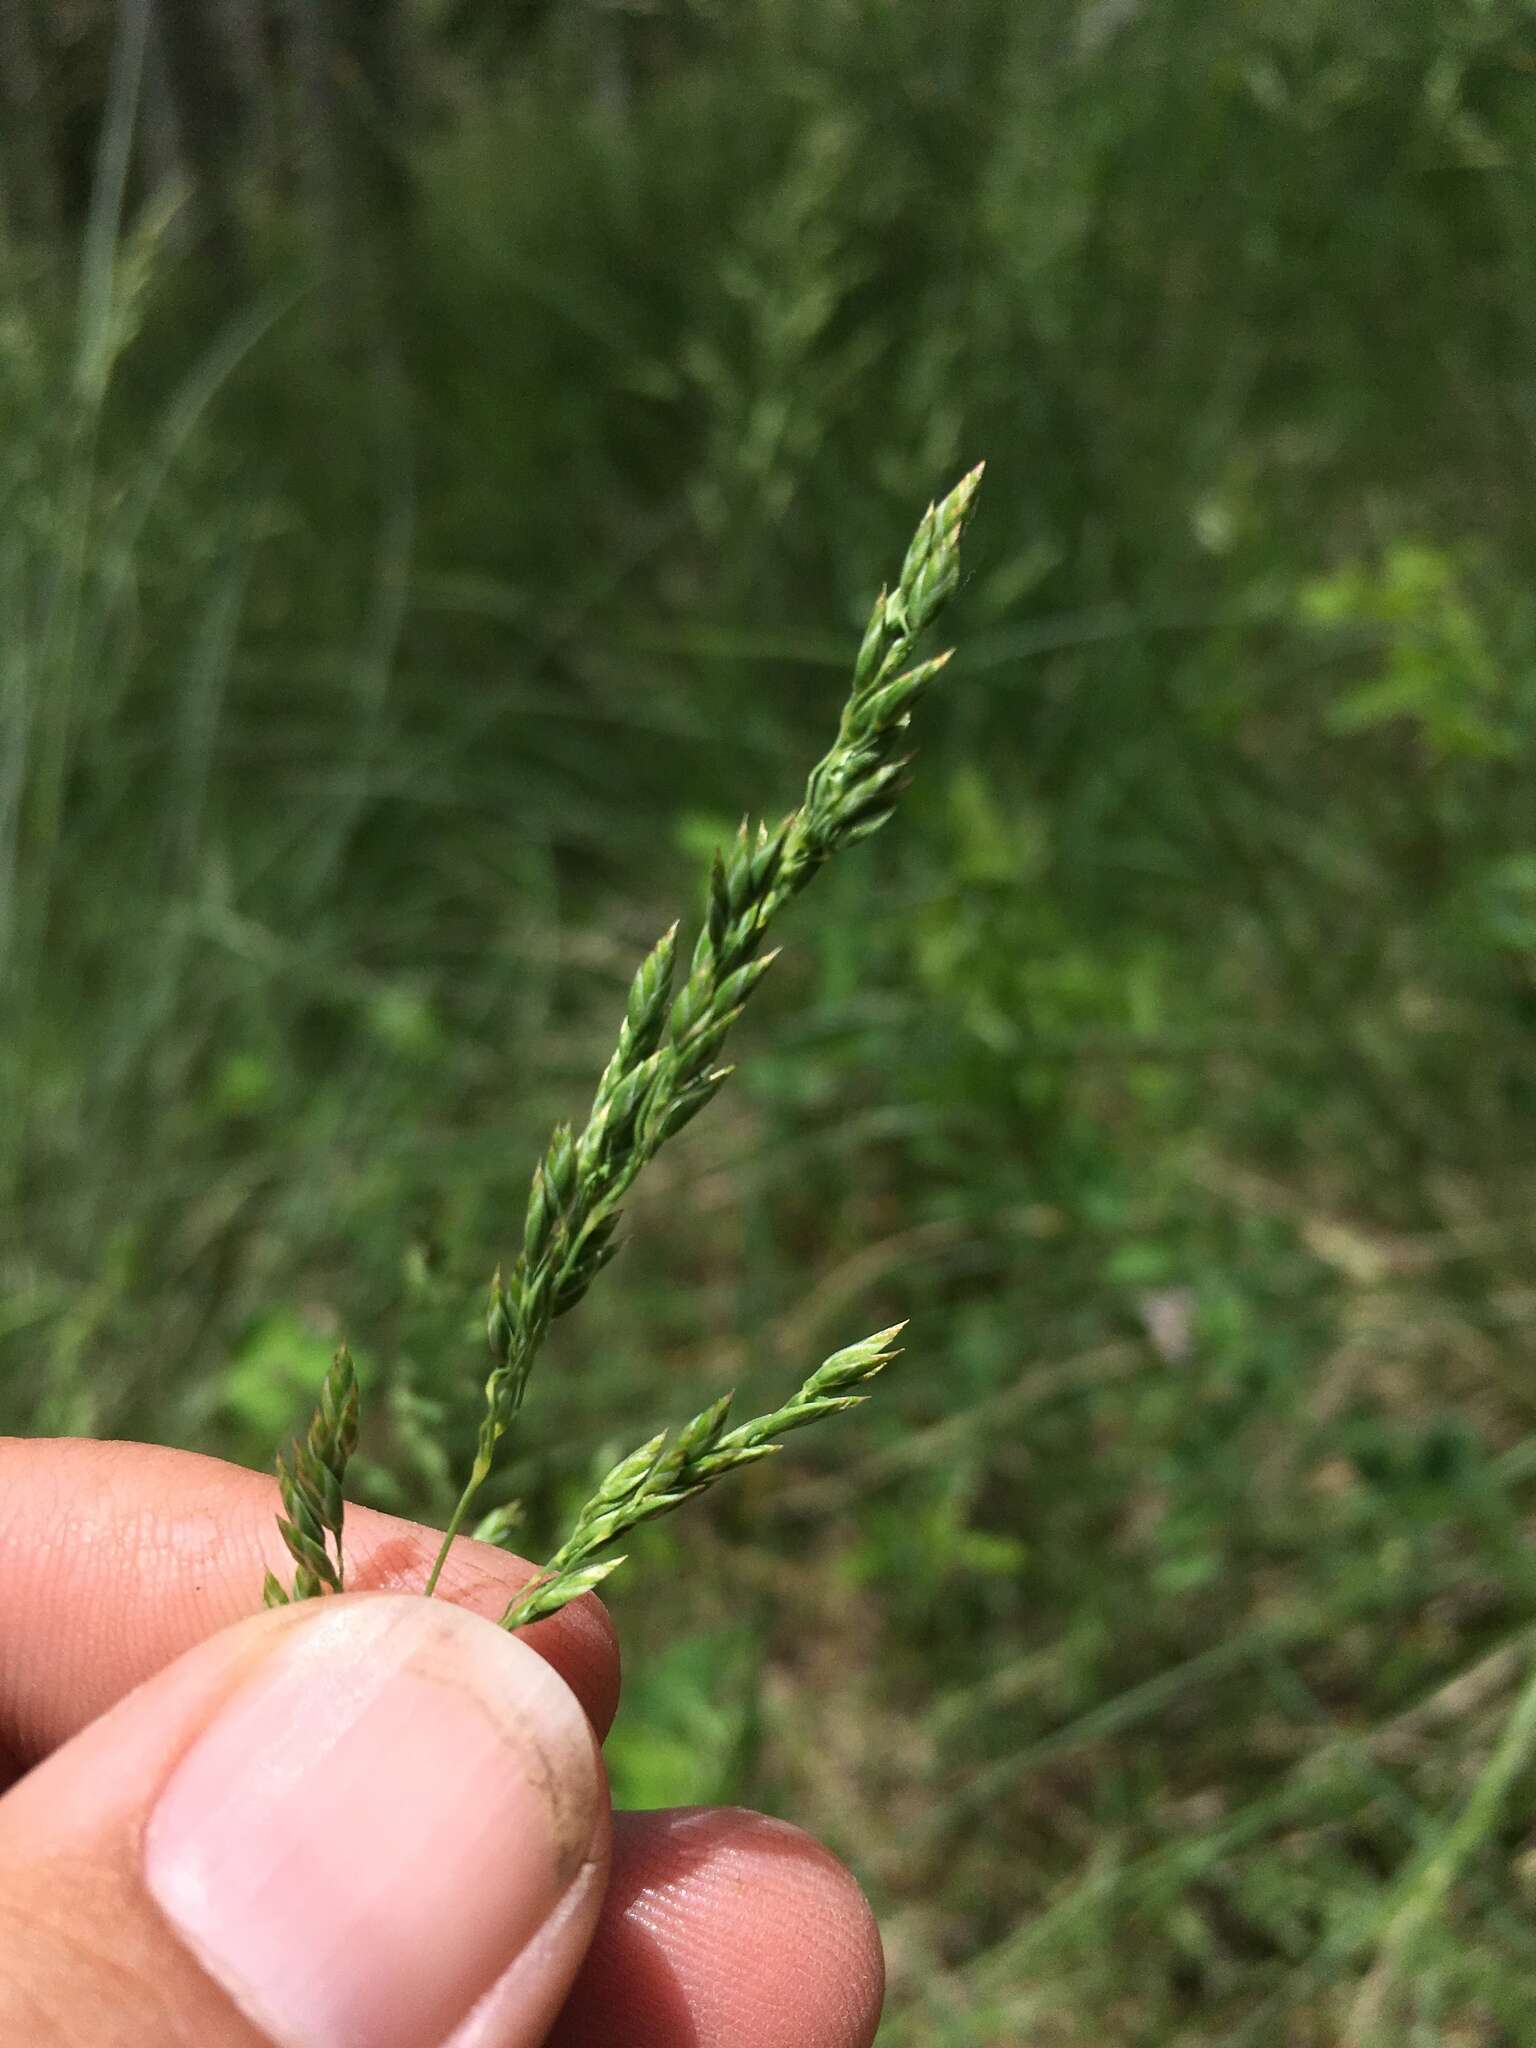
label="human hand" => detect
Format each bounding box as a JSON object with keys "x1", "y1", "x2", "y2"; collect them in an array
[{"x1": 0, "y1": 1439, "x2": 883, "y2": 2047}]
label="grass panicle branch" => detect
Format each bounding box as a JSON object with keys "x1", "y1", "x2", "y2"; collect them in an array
[
  {"x1": 262, "y1": 469, "x2": 981, "y2": 1615},
  {"x1": 418, "y1": 463, "x2": 984, "y2": 1596},
  {"x1": 499, "y1": 1326, "x2": 904, "y2": 1627},
  {"x1": 263, "y1": 1343, "x2": 360, "y2": 1605}
]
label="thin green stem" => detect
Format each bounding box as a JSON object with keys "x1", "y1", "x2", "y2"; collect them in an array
[
  {"x1": 422, "y1": 1463, "x2": 485, "y2": 1596},
  {"x1": 1344, "y1": 1652, "x2": 1536, "y2": 2044}
]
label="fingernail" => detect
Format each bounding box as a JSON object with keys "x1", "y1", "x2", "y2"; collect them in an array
[{"x1": 145, "y1": 1597, "x2": 601, "y2": 2048}]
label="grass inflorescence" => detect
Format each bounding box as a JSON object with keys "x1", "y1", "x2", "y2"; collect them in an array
[
  {"x1": 263, "y1": 1343, "x2": 359, "y2": 1604},
  {"x1": 269, "y1": 465, "x2": 982, "y2": 1623},
  {"x1": 500, "y1": 1326, "x2": 903, "y2": 1626}
]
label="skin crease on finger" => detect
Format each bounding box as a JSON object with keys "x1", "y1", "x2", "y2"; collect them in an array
[{"x1": 547, "y1": 1809, "x2": 884, "y2": 2048}]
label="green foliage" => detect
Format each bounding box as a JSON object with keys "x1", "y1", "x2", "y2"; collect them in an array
[
  {"x1": 603, "y1": 1625, "x2": 762, "y2": 1812},
  {"x1": 222, "y1": 1312, "x2": 344, "y2": 1448},
  {"x1": 5, "y1": 1, "x2": 1536, "y2": 2038},
  {"x1": 1303, "y1": 542, "x2": 1512, "y2": 759}
]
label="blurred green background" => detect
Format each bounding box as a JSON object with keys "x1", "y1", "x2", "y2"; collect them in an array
[{"x1": 4, "y1": 1, "x2": 1536, "y2": 2039}]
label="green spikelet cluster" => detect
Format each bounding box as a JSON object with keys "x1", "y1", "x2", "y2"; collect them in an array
[
  {"x1": 263, "y1": 1344, "x2": 360, "y2": 1605},
  {"x1": 501, "y1": 1327, "x2": 902, "y2": 1627},
  {"x1": 264, "y1": 468, "x2": 983, "y2": 1620},
  {"x1": 420, "y1": 463, "x2": 983, "y2": 1594}
]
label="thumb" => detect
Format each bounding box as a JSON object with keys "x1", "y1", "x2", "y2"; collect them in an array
[{"x1": 0, "y1": 1593, "x2": 610, "y2": 2048}]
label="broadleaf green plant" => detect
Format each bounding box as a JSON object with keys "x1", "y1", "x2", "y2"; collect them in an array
[{"x1": 265, "y1": 465, "x2": 984, "y2": 1622}]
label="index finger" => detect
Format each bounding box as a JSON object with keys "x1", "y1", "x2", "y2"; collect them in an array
[{"x1": 0, "y1": 1437, "x2": 620, "y2": 1768}]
